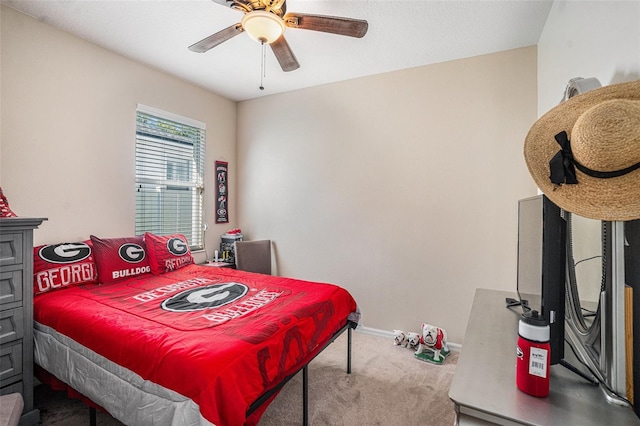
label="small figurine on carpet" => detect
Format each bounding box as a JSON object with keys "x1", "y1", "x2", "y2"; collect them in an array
[
  {"x1": 414, "y1": 323, "x2": 450, "y2": 365},
  {"x1": 393, "y1": 329, "x2": 408, "y2": 347},
  {"x1": 392, "y1": 330, "x2": 421, "y2": 350},
  {"x1": 406, "y1": 332, "x2": 421, "y2": 350}
]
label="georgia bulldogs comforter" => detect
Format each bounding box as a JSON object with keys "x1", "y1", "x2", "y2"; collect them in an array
[{"x1": 33, "y1": 264, "x2": 358, "y2": 425}]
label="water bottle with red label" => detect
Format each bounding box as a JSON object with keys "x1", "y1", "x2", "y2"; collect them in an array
[{"x1": 516, "y1": 310, "x2": 550, "y2": 397}]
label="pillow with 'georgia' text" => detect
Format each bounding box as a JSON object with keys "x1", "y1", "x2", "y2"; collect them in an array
[{"x1": 33, "y1": 240, "x2": 98, "y2": 295}]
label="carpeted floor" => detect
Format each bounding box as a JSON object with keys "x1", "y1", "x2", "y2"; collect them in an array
[
  {"x1": 35, "y1": 385, "x2": 122, "y2": 426},
  {"x1": 35, "y1": 330, "x2": 458, "y2": 425}
]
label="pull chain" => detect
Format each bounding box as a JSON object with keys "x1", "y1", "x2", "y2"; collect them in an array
[{"x1": 259, "y1": 39, "x2": 266, "y2": 91}]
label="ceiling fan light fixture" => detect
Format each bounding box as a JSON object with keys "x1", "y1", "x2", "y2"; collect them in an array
[{"x1": 242, "y1": 10, "x2": 285, "y2": 44}]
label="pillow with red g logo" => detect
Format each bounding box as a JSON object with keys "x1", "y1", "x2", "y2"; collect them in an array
[
  {"x1": 33, "y1": 241, "x2": 98, "y2": 295},
  {"x1": 144, "y1": 232, "x2": 194, "y2": 274},
  {"x1": 90, "y1": 235, "x2": 150, "y2": 284}
]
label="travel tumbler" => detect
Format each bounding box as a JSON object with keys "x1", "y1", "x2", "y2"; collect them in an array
[{"x1": 516, "y1": 310, "x2": 550, "y2": 397}]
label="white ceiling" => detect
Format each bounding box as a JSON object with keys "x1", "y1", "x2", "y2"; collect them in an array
[{"x1": 2, "y1": 0, "x2": 553, "y2": 102}]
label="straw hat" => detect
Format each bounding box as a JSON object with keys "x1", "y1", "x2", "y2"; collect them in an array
[{"x1": 524, "y1": 80, "x2": 640, "y2": 221}]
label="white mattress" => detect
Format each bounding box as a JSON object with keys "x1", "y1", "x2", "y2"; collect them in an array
[{"x1": 33, "y1": 321, "x2": 215, "y2": 426}]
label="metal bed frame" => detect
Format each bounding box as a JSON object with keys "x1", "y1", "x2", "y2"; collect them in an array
[{"x1": 88, "y1": 320, "x2": 357, "y2": 426}]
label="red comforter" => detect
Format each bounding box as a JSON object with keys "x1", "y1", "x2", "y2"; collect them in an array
[{"x1": 33, "y1": 264, "x2": 357, "y2": 425}]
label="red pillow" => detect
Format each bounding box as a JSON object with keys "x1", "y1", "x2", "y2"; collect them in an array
[
  {"x1": 0, "y1": 187, "x2": 17, "y2": 217},
  {"x1": 33, "y1": 241, "x2": 98, "y2": 295},
  {"x1": 144, "y1": 232, "x2": 194, "y2": 274},
  {"x1": 90, "y1": 235, "x2": 150, "y2": 284}
]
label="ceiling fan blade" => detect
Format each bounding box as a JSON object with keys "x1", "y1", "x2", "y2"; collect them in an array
[
  {"x1": 211, "y1": 0, "x2": 234, "y2": 6},
  {"x1": 188, "y1": 24, "x2": 244, "y2": 53},
  {"x1": 270, "y1": 36, "x2": 300, "y2": 72},
  {"x1": 284, "y1": 13, "x2": 368, "y2": 38}
]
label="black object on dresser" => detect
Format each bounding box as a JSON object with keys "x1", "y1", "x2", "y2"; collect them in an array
[{"x1": 0, "y1": 217, "x2": 46, "y2": 425}]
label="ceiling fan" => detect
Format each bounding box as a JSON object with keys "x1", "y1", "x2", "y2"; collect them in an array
[{"x1": 188, "y1": 0, "x2": 369, "y2": 72}]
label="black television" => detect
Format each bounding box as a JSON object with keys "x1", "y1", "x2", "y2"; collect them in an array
[{"x1": 516, "y1": 195, "x2": 566, "y2": 365}]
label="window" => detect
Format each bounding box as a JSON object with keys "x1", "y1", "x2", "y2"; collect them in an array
[{"x1": 135, "y1": 105, "x2": 205, "y2": 250}]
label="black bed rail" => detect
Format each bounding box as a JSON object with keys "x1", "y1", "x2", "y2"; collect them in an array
[
  {"x1": 89, "y1": 320, "x2": 357, "y2": 426},
  {"x1": 246, "y1": 320, "x2": 357, "y2": 426}
]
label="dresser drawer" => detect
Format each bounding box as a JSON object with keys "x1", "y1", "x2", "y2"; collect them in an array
[
  {"x1": 0, "y1": 342, "x2": 22, "y2": 386},
  {"x1": 0, "y1": 270, "x2": 23, "y2": 307},
  {"x1": 0, "y1": 379, "x2": 23, "y2": 396},
  {"x1": 0, "y1": 233, "x2": 23, "y2": 267},
  {"x1": 0, "y1": 308, "x2": 24, "y2": 345}
]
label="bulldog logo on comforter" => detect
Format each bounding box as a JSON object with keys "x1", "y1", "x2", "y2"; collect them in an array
[
  {"x1": 83, "y1": 272, "x2": 290, "y2": 331},
  {"x1": 162, "y1": 282, "x2": 249, "y2": 312}
]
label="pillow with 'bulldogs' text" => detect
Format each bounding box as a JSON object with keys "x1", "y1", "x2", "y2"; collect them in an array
[
  {"x1": 33, "y1": 240, "x2": 98, "y2": 295},
  {"x1": 90, "y1": 235, "x2": 150, "y2": 284},
  {"x1": 144, "y1": 232, "x2": 194, "y2": 274}
]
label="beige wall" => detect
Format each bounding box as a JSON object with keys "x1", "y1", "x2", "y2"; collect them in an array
[
  {"x1": 538, "y1": 0, "x2": 639, "y2": 116},
  {"x1": 0, "y1": 6, "x2": 237, "y2": 262},
  {"x1": 237, "y1": 47, "x2": 539, "y2": 343}
]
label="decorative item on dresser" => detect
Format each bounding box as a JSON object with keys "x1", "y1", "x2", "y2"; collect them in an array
[{"x1": 0, "y1": 217, "x2": 47, "y2": 426}]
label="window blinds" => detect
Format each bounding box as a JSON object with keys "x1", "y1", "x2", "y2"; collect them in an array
[{"x1": 135, "y1": 106, "x2": 206, "y2": 250}]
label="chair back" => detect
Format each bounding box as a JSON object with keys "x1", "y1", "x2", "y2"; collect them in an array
[{"x1": 234, "y1": 240, "x2": 271, "y2": 275}]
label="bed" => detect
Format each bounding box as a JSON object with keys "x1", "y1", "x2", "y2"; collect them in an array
[{"x1": 31, "y1": 234, "x2": 358, "y2": 426}]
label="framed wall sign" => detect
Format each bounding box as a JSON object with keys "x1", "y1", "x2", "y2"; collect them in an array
[{"x1": 215, "y1": 160, "x2": 228, "y2": 223}]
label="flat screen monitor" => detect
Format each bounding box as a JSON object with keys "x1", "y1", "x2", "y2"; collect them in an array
[{"x1": 517, "y1": 195, "x2": 566, "y2": 365}]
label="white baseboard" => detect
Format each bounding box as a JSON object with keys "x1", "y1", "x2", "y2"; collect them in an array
[
  {"x1": 354, "y1": 324, "x2": 461, "y2": 352},
  {"x1": 354, "y1": 324, "x2": 393, "y2": 338}
]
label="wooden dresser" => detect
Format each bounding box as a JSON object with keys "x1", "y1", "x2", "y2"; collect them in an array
[{"x1": 0, "y1": 217, "x2": 46, "y2": 425}]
